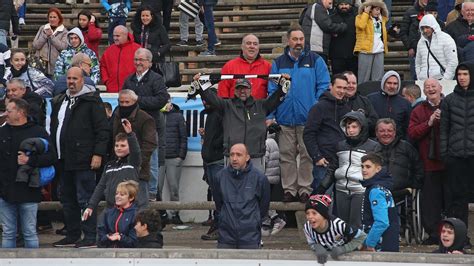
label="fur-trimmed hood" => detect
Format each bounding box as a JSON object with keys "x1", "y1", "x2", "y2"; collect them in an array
[{"x1": 358, "y1": 0, "x2": 389, "y2": 17}]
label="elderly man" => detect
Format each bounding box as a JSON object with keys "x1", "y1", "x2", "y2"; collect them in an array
[
  {"x1": 408, "y1": 78, "x2": 448, "y2": 245},
  {"x1": 268, "y1": 27, "x2": 330, "y2": 203},
  {"x1": 218, "y1": 34, "x2": 271, "y2": 99},
  {"x1": 213, "y1": 143, "x2": 270, "y2": 249},
  {"x1": 0, "y1": 98, "x2": 56, "y2": 248},
  {"x1": 50, "y1": 67, "x2": 109, "y2": 248},
  {"x1": 54, "y1": 28, "x2": 100, "y2": 84},
  {"x1": 367, "y1": 70, "x2": 412, "y2": 139},
  {"x1": 122, "y1": 48, "x2": 169, "y2": 202},
  {"x1": 440, "y1": 62, "x2": 474, "y2": 249},
  {"x1": 445, "y1": 1, "x2": 474, "y2": 58},
  {"x1": 194, "y1": 74, "x2": 289, "y2": 172},
  {"x1": 343, "y1": 71, "x2": 378, "y2": 134},
  {"x1": 53, "y1": 53, "x2": 95, "y2": 96},
  {"x1": 6, "y1": 78, "x2": 45, "y2": 126},
  {"x1": 375, "y1": 118, "x2": 424, "y2": 197},
  {"x1": 100, "y1": 25, "x2": 140, "y2": 92}
]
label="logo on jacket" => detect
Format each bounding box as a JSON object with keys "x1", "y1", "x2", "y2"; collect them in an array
[
  {"x1": 304, "y1": 64, "x2": 310, "y2": 67},
  {"x1": 372, "y1": 200, "x2": 378, "y2": 206}
]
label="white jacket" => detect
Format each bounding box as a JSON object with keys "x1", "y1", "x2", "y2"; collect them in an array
[{"x1": 415, "y1": 14, "x2": 457, "y2": 80}]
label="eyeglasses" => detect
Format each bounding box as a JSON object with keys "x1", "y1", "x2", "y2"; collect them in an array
[
  {"x1": 81, "y1": 61, "x2": 92, "y2": 67},
  {"x1": 134, "y1": 58, "x2": 149, "y2": 62}
]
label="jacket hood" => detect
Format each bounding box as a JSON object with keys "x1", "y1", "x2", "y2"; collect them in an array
[
  {"x1": 340, "y1": 110, "x2": 369, "y2": 145},
  {"x1": 67, "y1": 27, "x2": 85, "y2": 47},
  {"x1": 358, "y1": 0, "x2": 389, "y2": 16},
  {"x1": 119, "y1": 32, "x2": 136, "y2": 47},
  {"x1": 360, "y1": 167, "x2": 393, "y2": 190},
  {"x1": 419, "y1": 14, "x2": 441, "y2": 33},
  {"x1": 65, "y1": 84, "x2": 96, "y2": 98},
  {"x1": 454, "y1": 62, "x2": 474, "y2": 91},
  {"x1": 438, "y1": 218, "x2": 467, "y2": 252},
  {"x1": 380, "y1": 70, "x2": 401, "y2": 94}
]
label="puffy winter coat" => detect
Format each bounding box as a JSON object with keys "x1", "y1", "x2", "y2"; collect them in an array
[
  {"x1": 354, "y1": 0, "x2": 389, "y2": 54},
  {"x1": 400, "y1": 0, "x2": 425, "y2": 51},
  {"x1": 415, "y1": 15, "x2": 458, "y2": 80},
  {"x1": 440, "y1": 63, "x2": 474, "y2": 159},
  {"x1": 54, "y1": 27, "x2": 101, "y2": 84},
  {"x1": 3, "y1": 66, "x2": 54, "y2": 98},
  {"x1": 164, "y1": 104, "x2": 187, "y2": 159},
  {"x1": 268, "y1": 47, "x2": 330, "y2": 126},
  {"x1": 79, "y1": 20, "x2": 102, "y2": 57},
  {"x1": 101, "y1": 0, "x2": 131, "y2": 18},
  {"x1": 264, "y1": 134, "x2": 280, "y2": 184},
  {"x1": 214, "y1": 161, "x2": 270, "y2": 247},
  {"x1": 218, "y1": 54, "x2": 271, "y2": 99},
  {"x1": 98, "y1": 204, "x2": 138, "y2": 248},
  {"x1": 32, "y1": 24, "x2": 68, "y2": 76},
  {"x1": 0, "y1": 43, "x2": 10, "y2": 80},
  {"x1": 100, "y1": 33, "x2": 141, "y2": 92},
  {"x1": 300, "y1": 1, "x2": 347, "y2": 56}
]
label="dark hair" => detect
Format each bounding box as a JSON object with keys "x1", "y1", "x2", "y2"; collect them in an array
[
  {"x1": 457, "y1": 64, "x2": 470, "y2": 72},
  {"x1": 115, "y1": 132, "x2": 128, "y2": 143},
  {"x1": 103, "y1": 102, "x2": 112, "y2": 112},
  {"x1": 47, "y1": 7, "x2": 64, "y2": 25},
  {"x1": 286, "y1": 26, "x2": 303, "y2": 38},
  {"x1": 331, "y1": 73, "x2": 348, "y2": 85},
  {"x1": 11, "y1": 48, "x2": 26, "y2": 59},
  {"x1": 361, "y1": 152, "x2": 384, "y2": 166},
  {"x1": 135, "y1": 209, "x2": 162, "y2": 233},
  {"x1": 132, "y1": 5, "x2": 164, "y2": 33},
  {"x1": 375, "y1": 118, "x2": 397, "y2": 132},
  {"x1": 8, "y1": 98, "x2": 29, "y2": 116},
  {"x1": 344, "y1": 117, "x2": 360, "y2": 126},
  {"x1": 77, "y1": 9, "x2": 100, "y2": 28}
]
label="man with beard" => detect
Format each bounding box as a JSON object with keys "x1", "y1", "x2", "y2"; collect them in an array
[
  {"x1": 330, "y1": 0, "x2": 358, "y2": 75},
  {"x1": 268, "y1": 27, "x2": 330, "y2": 203}
]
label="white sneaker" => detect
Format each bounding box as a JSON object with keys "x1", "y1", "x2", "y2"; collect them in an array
[
  {"x1": 271, "y1": 218, "x2": 286, "y2": 235},
  {"x1": 65, "y1": 0, "x2": 74, "y2": 4},
  {"x1": 261, "y1": 225, "x2": 271, "y2": 237},
  {"x1": 19, "y1": 18, "x2": 25, "y2": 25},
  {"x1": 84, "y1": 0, "x2": 90, "y2": 4}
]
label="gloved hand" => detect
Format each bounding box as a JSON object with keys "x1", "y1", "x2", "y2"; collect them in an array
[
  {"x1": 330, "y1": 246, "x2": 345, "y2": 260},
  {"x1": 313, "y1": 244, "x2": 328, "y2": 264}
]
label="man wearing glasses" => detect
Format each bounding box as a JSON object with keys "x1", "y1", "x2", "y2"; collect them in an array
[{"x1": 53, "y1": 53, "x2": 95, "y2": 96}]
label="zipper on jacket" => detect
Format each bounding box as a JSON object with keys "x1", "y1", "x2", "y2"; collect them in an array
[
  {"x1": 117, "y1": 47, "x2": 123, "y2": 91},
  {"x1": 344, "y1": 148, "x2": 353, "y2": 195},
  {"x1": 114, "y1": 209, "x2": 124, "y2": 233}
]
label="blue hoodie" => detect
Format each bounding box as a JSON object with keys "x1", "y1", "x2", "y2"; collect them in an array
[{"x1": 267, "y1": 47, "x2": 330, "y2": 126}]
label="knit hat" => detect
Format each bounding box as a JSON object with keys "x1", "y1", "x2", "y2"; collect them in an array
[
  {"x1": 305, "y1": 194, "x2": 332, "y2": 220},
  {"x1": 337, "y1": 0, "x2": 353, "y2": 5},
  {"x1": 424, "y1": 1, "x2": 438, "y2": 12}
]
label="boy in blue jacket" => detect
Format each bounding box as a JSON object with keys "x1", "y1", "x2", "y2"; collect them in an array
[
  {"x1": 360, "y1": 153, "x2": 399, "y2": 252},
  {"x1": 101, "y1": 0, "x2": 132, "y2": 44}
]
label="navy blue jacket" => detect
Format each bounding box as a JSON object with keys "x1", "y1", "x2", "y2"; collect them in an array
[
  {"x1": 303, "y1": 91, "x2": 351, "y2": 164},
  {"x1": 164, "y1": 104, "x2": 187, "y2": 159},
  {"x1": 214, "y1": 161, "x2": 270, "y2": 246},
  {"x1": 98, "y1": 204, "x2": 138, "y2": 248}
]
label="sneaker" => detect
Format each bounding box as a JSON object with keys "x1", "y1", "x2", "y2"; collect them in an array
[
  {"x1": 214, "y1": 39, "x2": 221, "y2": 46},
  {"x1": 261, "y1": 225, "x2": 271, "y2": 237},
  {"x1": 75, "y1": 239, "x2": 97, "y2": 248},
  {"x1": 19, "y1": 18, "x2": 25, "y2": 25},
  {"x1": 201, "y1": 226, "x2": 218, "y2": 240},
  {"x1": 176, "y1": 40, "x2": 188, "y2": 46},
  {"x1": 299, "y1": 193, "x2": 310, "y2": 203},
  {"x1": 83, "y1": 0, "x2": 90, "y2": 4},
  {"x1": 195, "y1": 40, "x2": 205, "y2": 47},
  {"x1": 271, "y1": 218, "x2": 286, "y2": 235},
  {"x1": 171, "y1": 215, "x2": 184, "y2": 225},
  {"x1": 201, "y1": 217, "x2": 214, "y2": 226},
  {"x1": 148, "y1": 192, "x2": 157, "y2": 202},
  {"x1": 198, "y1": 50, "x2": 216, "y2": 56},
  {"x1": 283, "y1": 192, "x2": 295, "y2": 202},
  {"x1": 53, "y1": 236, "x2": 80, "y2": 247}
]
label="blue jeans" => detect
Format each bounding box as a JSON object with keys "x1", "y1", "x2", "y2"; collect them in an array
[
  {"x1": 409, "y1": 55, "x2": 417, "y2": 80},
  {"x1": 203, "y1": 4, "x2": 217, "y2": 51},
  {"x1": 438, "y1": 0, "x2": 455, "y2": 22},
  {"x1": 0, "y1": 30, "x2": 7, "y2": 47},
  {"x1": 384, "y1": 0, "x2": 392, "y2": 28},
  {"x1": 0, "y1": 198, "x2": 38, "y2": 248},
  {"x1": 108, "y1": 17, "x2": 127, "y2": 44},
  {"x1": 18, "y1": 3, "x2": 26, "y2": 18},
  {"x1": 149, "y1": 148, "x2": 159, "y2": 195},
  {"x1": 311, "y1": 165, "x2": 328, "y2": 194},
  {"x1": 207, "y1": 162, "x2": 223, "y2": 226},
  {"x1": 60, "y1": 169, "x2": 97, "y2": 240}
]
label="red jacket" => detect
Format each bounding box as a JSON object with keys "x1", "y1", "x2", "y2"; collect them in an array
[
  {"x1": 100, "y1": 33, "x2": 141, "y2": 92},
  {"x1": 218, "y1": 55, "x2": 271, "y2": 99},
  {"x1": 408, "y1": 100, "x2": 445, "y2": 172},
  {"x1": 81, "y1": 22, "x2": 102, "y2": 57}
]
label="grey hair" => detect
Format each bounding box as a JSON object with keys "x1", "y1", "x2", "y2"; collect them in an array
[
  {"x1": 119, "y1": 89, "x2": 138, "y2": 101},
  {"x1": 6, "y1": 78, "x2": 26, "y2": 90},
  {"x1": 71, "y1": 53, "x2": 91, "y2": 67},
  {"x1": 135, "y1": 48, "x2": 153, "y2": 62},
  {"x1": 114, "y1": 25, "x2": 128, "y2": 34},
  {"x1": 375, "y1": 118, "x2": 397, "y2": 131}
]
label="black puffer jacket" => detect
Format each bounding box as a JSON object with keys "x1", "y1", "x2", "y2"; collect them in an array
[
  {"x1": 329, "y1": 5, "x2": 357, "y2": 60},
  {"x1": 379, "y1": 136, "x2": 424, "y2": 192},
  {"x1": 164, "y1": 104, "x2": 187, "y2": 159},
  {"x1": 445, "y1": 16, "x2": 474, "y2": 50},
  {"x1": 400, "y1": 1, "x2": 425, "y2": 51},
  {"x1": 440, "y1": 62, "x2": 474, "y2": 159},
  {"x1": 201, "y1": 107, "x2": 224, "y2": 163}
]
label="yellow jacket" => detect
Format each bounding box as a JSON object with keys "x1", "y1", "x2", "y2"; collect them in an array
[{"x1": 354, "y1": 12, "x2": 388, "y2": 54}]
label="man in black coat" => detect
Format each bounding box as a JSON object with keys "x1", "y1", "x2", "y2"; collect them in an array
[
  {"x1": 330, "y1": 0, "x2": 358, "y2": 75},
  {"x1": 50, "y1": 67, "x2": 109, "y2": 248},
  {"x1": 440, "y1": 62, "x2": 474, "y2": 248},
  {"x1": 122, "y1": 48, "x2": 170, "y2": 202},
  {"x1": 0, "y1": 98, "x2": 57, "y2": 248},
  {"x1": 6, "y1": 78, "x2": 45, "y2": 127},
  {"x1": 0, "y1": 0, "x2": 19, "y2": 47},
  {"x1": 445, "y1": 2, "x2": 474, "y2": 61}
]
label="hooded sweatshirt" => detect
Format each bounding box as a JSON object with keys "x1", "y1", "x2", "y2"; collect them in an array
[
  {"x1": 433, "y1": 218, "x2": 467, "y2": 253},
  {"x1": 415, "y1": 14, "x2": 458, "y2": 80},
  {"x1": 53, "y1": 27, "x2": 101, "y2": 84},
  {"x1": 367, "y1": 71, "x2": 412, "y2": 139}
]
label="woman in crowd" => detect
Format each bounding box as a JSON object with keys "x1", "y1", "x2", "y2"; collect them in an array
[
  {"x1": 32, "y1": 7, "x2": 68, "y2": 78},
  {"x1": 131, "y1": 5, "x2": 171, "y2": 72},
  {"x1": 2, "y1": 49, "x2": 54, "y2": 98},
  {"x1": 77, "y1": 10, "x2": 103, "y2": 57}
]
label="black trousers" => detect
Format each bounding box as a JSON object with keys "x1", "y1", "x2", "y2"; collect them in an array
[
  {"x1": 331, "y1": 57, "x2": 358, "y2": 76},
  {"x1": 421, "y1": 170, "x2": 450, "y2": 239},
  {"x1": 446, "y1": 157, "x2": 474, "y2": 228}
]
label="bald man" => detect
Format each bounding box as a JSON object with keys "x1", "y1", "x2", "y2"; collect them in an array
[
  {"x1": 50, "y1": 67, "x2": 109, "y2": 248},
  {"x1": 408, "y1": 78, "x2": 448, "y2": 245},
  {"x1": 213, "y1": 143, "x2": 270, "y2": 249},
  {"x1": 100, "y1": 25, "x2": 141, "y2": 92}
]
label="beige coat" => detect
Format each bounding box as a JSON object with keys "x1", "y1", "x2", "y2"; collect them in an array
[{"x1": 32, "y1": 24, "x2": 68, "y2": 76}]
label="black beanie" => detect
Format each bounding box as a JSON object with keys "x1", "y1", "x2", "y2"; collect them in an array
[
  {"x1": 337, "y1": 0, "x2": 353, "y2": 5},
  {"x1": 425, "y1": 1, "x2": 438, "y2": 11},
  {"x1": 305, "y1": 194, "x2": 332, "y2": 220}
]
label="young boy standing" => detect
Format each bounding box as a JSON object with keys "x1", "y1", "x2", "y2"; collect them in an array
[
  {"x1": 304, "y1": 194, "x2": 366, "y2": 264},
  {"x1": 360, "y1": 153, "x2": 399, "y2": 252}
]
